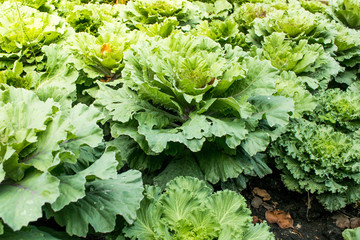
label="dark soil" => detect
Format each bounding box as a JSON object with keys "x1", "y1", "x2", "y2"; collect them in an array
[{"x1": 242, "y1": 171, "x2": 360, "y2": 240}]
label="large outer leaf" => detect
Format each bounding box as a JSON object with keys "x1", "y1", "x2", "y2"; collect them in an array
[
  {"x1": 0, "y1": 226, "x2": 79, "y2": 240},
  {"x1": 0, "y1": 170, "x2": 60, "y2": 231},
  {"x1": 51, "y1": 150, "x2": 118, "y2": 211},
  {"x1": 49, "y1": 170, "x2": 143, "y2": 237}
]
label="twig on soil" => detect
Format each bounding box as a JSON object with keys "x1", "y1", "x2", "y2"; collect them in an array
[{"x1": 306, "y1": 191, "x2": 311, "y2": 221}]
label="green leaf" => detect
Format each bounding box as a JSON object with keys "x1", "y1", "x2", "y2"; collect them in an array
[
  {"x1": 153, "y1": 155, "x2": 204, "y2": 190},
  {"x1": 249, "y1": 95, "x2": 294, "y2": 128},
  {"x1": 197, "y1": 145, "x2": 244, "y2": 183},
  {"x1": 50, "y1": 170, "x2": 143, "y2": 237},
  {"x1": 343, "y1": 227, "x2": 360, "y2": 240},
  {"x1": 51, "y1": 150, "x2": 118, "y2": 211},
  {"x1": 209, "y1": 190, "x2": 252, "y2": 238},
  {"x1": 244, "y1": 223, "x2": 275, "y2": 240},
  {"x1": 0, "y1": 226, "x2": 79, "y2": 240},
  {"x1": 0, "y1": 170, "x2": 60, "y2": 231}
]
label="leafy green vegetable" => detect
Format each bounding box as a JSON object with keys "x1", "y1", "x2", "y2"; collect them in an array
[
  {"x1": 270, "y1": 118, "x2": 360, "y2": 211},
  {"x1": 0, "y1": 2, "x2": 70, "y2": 68},
  {"x1": 331, "y1": 0, "x2": 360, "y2": 28},
  {"x1": 313, "y1": 89, "x2": 360, "y2": 132},
  {"x1": 258, "y1": 32, "x2": 341, "y2": 85},
  {"x1": 89, "y1": 32, "x2": 294, "y2": 183},
  {"x1": 69, "y1": 22, "x2": 142, "y2": 84},
  {"x1": 123, "y1": 0, "x2": 200, "y2": 29},
  {"x1": 123, "y1": 176, "x2": 274, "y2": 240},
  {"x1": 0, "y1": 86, "x2": 144, "y2": 236},
  {"x1": 343, "y1": 227, "x2": 360, "y2": 240}
]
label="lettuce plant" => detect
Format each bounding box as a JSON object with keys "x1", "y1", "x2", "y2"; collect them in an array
[
  {"x1": 89, "y1": 32, "x2": 294, "y2": 184},
  {"x1": 0, "y1": 2, "x2": 70, "y2": 70},
  {"x1": 0, "y1": 86, "x2": 144, "y2": 237},
  {"x1": 123, "y1": 176, "x2": 275, "y2": 240},
  {"x1": 334, "y1": 24, "x2": 360, "y2": 69},
  {"x1": 331, "y1": 0, "x2": 360, "y2": 28},
  {"x1": 191, "y1": 19, "x2": 247, "y2": 47},
  {"x1": 270, "y1": 118, "x2": 360, "y2": 211},
  {"x1": 69, "y1": 22, "x2": 143, "y2": 84},
  {"x1": 122, "y1": 0, "x2": 201, "y2": 29},
  {"x1": 258, "y1": 32, "x2": 341, "y2": 86},
  {"x1": 249, "y1": 6, "x2": 337, "y2": 50},
  {"x1": 233, "y1": 2, "x2": 273, "y2": 31}
]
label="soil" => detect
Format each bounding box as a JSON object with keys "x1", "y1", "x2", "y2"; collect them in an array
[{"x1": 242, "y1": 170, "x2": 360, "y2": 240}]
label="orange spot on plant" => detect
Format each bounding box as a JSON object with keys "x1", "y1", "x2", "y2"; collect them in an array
[{"x1": 101, "y1": 43, "x2": 112, "y2": 54}]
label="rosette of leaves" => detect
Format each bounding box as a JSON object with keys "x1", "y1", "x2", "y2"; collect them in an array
[
  {"x1": 0, "y1": 0, "x2": 48, "y2": 10},
  {"x1": 334, "y1": 24, "x2": 360, "y2": 70},
  {"x1": 299, "y1": 0, "x2": 329, "y2": 14},
  {"x1": 189, "y1": 0, "x2": 233, "y2": 21},
  {"x1": 89, "y1": 32, "x2": 294, "y2": 184},
  {"x1": 312, "y1": 88, "x2": 360, "y2": 132},
  {"x1": 233, "y1": 2, "x2": 273, "y2": 31},
  {"x1": 0, "y1": 86, "x2": 144, "y2": 237},
  {"x1": 0, "y1": 2, "x2": 71, "y2": 71},
  {"x1": 123, "y1": 176, "x2": 275, "y2": 239},
  {"x1": 0, "y1": 43, "x2": 79, "y2": 110},
  {"x1": 330, "y1": 0, "x2": 360, "y2": 29},
  {"x1": 55, "y1": 2, "x2": 124, "y2": 36},
  {"x1": 248, "y1": 6, "x2": 337, "y2": 50},
  {"x1": 257, "y1": 32, "x2": 341, "y2": 87},
  {"x1": 122, "y1": 0, "x2": 201, "y2": 30},
  {"x1": 69, "y1": 22, "x2": 142, "y2": 85},
  {"x1": 191, "y1": 18, "x2": 247, "y2": 48},
  {"x1": 270, "y1": 118, "x2": 360, "y2": 211}
]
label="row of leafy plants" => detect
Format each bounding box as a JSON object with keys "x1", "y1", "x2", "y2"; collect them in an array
[{"x1": 0, "y1": 0, "x2": 359, "y2": 239}]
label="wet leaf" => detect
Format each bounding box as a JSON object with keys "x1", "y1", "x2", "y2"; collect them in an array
[{"x1": 265, "y1": 210, "x2": 294, "y2": 229}]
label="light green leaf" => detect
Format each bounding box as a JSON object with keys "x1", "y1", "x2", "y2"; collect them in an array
[
  {"x1": 343, "y1": 227, "x2": 360, "y2": 240},
  {"x1": 50, "y1": 170, "x2": 143, "y2": 237},
  {"x1": 0, "y1": 170, "x2": 60, "y2": 231},
  {"x1": 244, "y1": 223, "x2": 275, "y2": 240},
  {"x1": 249, "y1": 95, "x2": 294, "y2": 128},
  {"x1": 209, "y1": 190, "x2": 252, "y2": 238},
  {"x1": 51, "y1": 150, "x2": 118, "y2": 212}
]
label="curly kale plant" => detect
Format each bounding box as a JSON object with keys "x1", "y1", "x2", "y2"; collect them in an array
[
  {"x1": 89, "y1": 32, "x2": 294, "y2": 185},
  {"x1": 123, "y1": 176, "x2": 274, "y2": 240},
  {"x1": 270, "y1": 118, "x2": 360, "y2": 211}
]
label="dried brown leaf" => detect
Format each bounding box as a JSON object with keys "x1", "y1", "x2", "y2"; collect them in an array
[
  {"x1": 253, "y1": 187, "x2": 271, "y2": 201},
  {"x1": 251, "y1": 196, "x2": 263, "y2": 209},
  {"x1": 332, "y1": 213, "x2": 350, "y2": 229},
  {"x1": 350, "y1": 217, "x2": 360, "y2": 229},
  {"x1": 265, "y1": 210, "x2": 294, "y2": 229}
]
